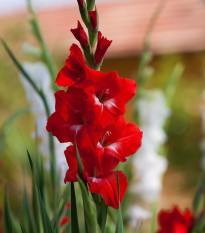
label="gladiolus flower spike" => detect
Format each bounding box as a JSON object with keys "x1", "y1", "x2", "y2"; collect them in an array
[{"x1": 46, "y1": 0, "x2": 142, "y2": 210}]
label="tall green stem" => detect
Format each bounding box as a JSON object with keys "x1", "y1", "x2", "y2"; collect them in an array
[
  {"x1": 1, "y1": 39, "x2": 58, "y2": 208},
  {"x1": 27, "y1": 0, "x2": 58, "y2": 91}
]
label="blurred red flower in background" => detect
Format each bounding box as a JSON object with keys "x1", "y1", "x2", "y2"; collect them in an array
[{"x1": 156, "y1": 206, "x2": 194, "y2": 233}]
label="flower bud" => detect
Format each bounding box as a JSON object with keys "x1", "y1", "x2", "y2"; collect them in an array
[
  {"x1": 89, "y1": 10, "x2": 98, "y2": 31},
  {"x1": 77, "y1": 0, "x2": 84, "y2": 8},
  {"x1": 71, "y1": 21, "x2": 89, "y2": 47},
  {"x1": 94, "y1": 31, "x2": 112, "y2": 65}
]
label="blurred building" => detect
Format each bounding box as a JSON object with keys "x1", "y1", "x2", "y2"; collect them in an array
[{"x1": 1, "y1": 0, "x2": 205, "y2": 57}]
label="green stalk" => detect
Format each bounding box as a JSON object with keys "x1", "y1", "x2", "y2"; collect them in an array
[
  {"x1": 27, "y1": 0, "x2": 58, "y2": 91},
  {"x1": 150, "y1": 202, "x2": 157, "y2": 233},
  {"x1": 1, "y1": 39, "x2": 58, "y2": 208}
]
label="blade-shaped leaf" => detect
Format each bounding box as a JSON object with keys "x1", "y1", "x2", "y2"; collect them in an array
[
  {"x1": 115, "y1": 172, "x2": 124, "y2": 233},
  {"x1": 78, "y1": 177, "x2": 99, "y2": 233},
  {"x1": 27, "y1": 150, "x2": 53, "y2": 233},
  {"x1": 2, "y1": 40, "x2": 57, "y2": 197},
  {"x1": 22, "y1": 188, "x2": 37, "y2": 233},
  {"x1": 1, "y1": 39, "x2": 40, "y2": 95},
  {"x1": 38, "y1": 191, "x2": 55, "y2": 233},
  {"x1": 165, "y1": 63, "x2": 183, "y2": 107},
  {"x1": 52, "y1": 185, "x2": 70, "y2": 231},
  {"x1": 4, "y1": 189, "x2": 13, "y2": 233},
  {"x1": 20, "y1": 222, "x2": 27, "y2": 233},
  {"x1": 71, "y1": 182, "x2": 80, "y2": 233},
  {"x1": 75, "y1": 142, "x2": 83, "y2": 179},
  {"x1": 193, "y1": 172, "x2": 205, "y2": 215},
  {"x1": 97, "y1": 198, "x2": 108, "y2": 233}
]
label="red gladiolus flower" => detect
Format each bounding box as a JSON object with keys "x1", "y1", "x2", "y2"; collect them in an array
[
  {"x1": 46, "y1": 88, "x2": 96, "y2": 143},
  {"x1": 60, "y1": 217, "x2": 69, "y2": 227},
  {"x1": 88, "y1": 171, "x2": 128, "y2": 209},
  {"x1": 89, "y1": 10, "x2": 98, "y2": 30},
  {"x1": 156, "y1": 206, "x2": 194, "y2": 233},
  {"x1": 64, "y1": 144, "x2": 127, "y2": 209},
  {"x1": 77, "y1": 0, "x2": 84, "y2": 8},
  {"x1": 56, "y1": 44, "x2": 103, "y2": 88},
  {"x1": 87, "y1": 71, "x2": 137, "y2": 126},
  {"x1": 96, "y1": 116, "x2": 142, "y2": 163},
  {"x1": 71, "y1": 21, "x2": 88, "y2": 47},
  {"x1": 55, "y1": 44, "x2": 87, "y2": 87},
  {"x1": 95, "y1": 31, "x2": 112, "y2": 65}
]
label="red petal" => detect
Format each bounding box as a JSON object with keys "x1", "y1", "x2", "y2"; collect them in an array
[
  {"x1": 100, "y1": 116, "x2": 142, "y2": 161},
  {"x1": 93, "y1": 71, "x2": 137, "y2": 117},
  {"x1": 64, "y1": 146, "x2": 78, "y2": 182},
  {"x1": 71, "y1": 21, "x2": 88, "y2": 47},
  {"x1": 55, "y1": 44, "x2": 88, "y2": 87},
  {"x1": 55, "y1": 66, "x2": 75, "y2": 87},
  {"x1": 120, "y1": 77, "x2": 137, "y2": 103},
  {"x1": 47, "y1": 88, "x2": 96, "y2": 143},
  {"x1": 46, "y1": 112, "x2": 72, "y2": 143},
  {"x1": 88, "y1": 171, "x2": 128, "y2": 209}
]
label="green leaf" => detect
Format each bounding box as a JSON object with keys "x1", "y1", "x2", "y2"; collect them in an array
[
  {"x1": 191, "y1": 213, "x2": 205, "y2": 233},
  {"x1": 1, "y1": 40, "x2": 57, "y2": 198},
  {"x1": 27, "y1": 154, "x2": 42, "y2": 232},
  {"x1": 78, "y1": 177, "x2": 99, "y2": 233},
  {"x1": 150, "y1": 202, "x2": 157, "y2": 233},
  {"x1": 0, "y1": 108, "x2": 29, "y2": 154},
  {"x1": 71, "y1": 182, "x2": 80, "y2": 233},
  {"x1": 26, "y1": 0, "x2": 58, "y2": 89},
  {"x1": 97, "y1": 198, "x2": 108, "y2": 233},
  {"x1": 115, "y1": 172, "x2": 124, "y2": 233},
  {"x1": 27, "y1": 150, "x2": 34, "y2": 172},
  {"x1": 1, "y1": 39, "x2": 41, "y2": 95},
  {"x1": 22, "y1": 188, "x2": 37, "y2": 233},
  {"x1": 27, "y1": 150, "x2": 50, "y2": 233},
  {"x1": 4, "y1": 189, "x2": 14, "y2": 233},
  {"x1": 20, "y1": 224, "x2": 27, "y2": 233},
  {"x1": 32, "y1": 175, "x2": 42, "y2": 233},
  {"x1": 75, "y1": 142, "x2": 84, "y2": 179},
  {"x1": 193, "y1": 172, "x2": 205, "y2": 216},
  {"x1": 165, "y1": 63, "x2": 183, "y2": 107},
  {"x1": 52, "y1": 185, "x2": 70, "y2": 231},
  {"x1": 38, "y1": 191, "x2": 55, "y2": 233}
]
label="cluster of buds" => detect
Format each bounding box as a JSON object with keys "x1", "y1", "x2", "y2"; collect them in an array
[{"x1": 72, "y1": 0, "x2": 112, "y2": 69}]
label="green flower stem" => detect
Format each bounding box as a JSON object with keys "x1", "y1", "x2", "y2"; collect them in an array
[
  {"x1": 150, "y1": 202, "x2": 157, "y2": 233},
  {"x1": 78, "y1": 1, "x2": 100, "y2": 70},
  {"x1": 27, "y1": 0, "x2": 58, "y2": 91},
  {"x1": 1, "y1": 38, "x2": 58, "y2": 209}
]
